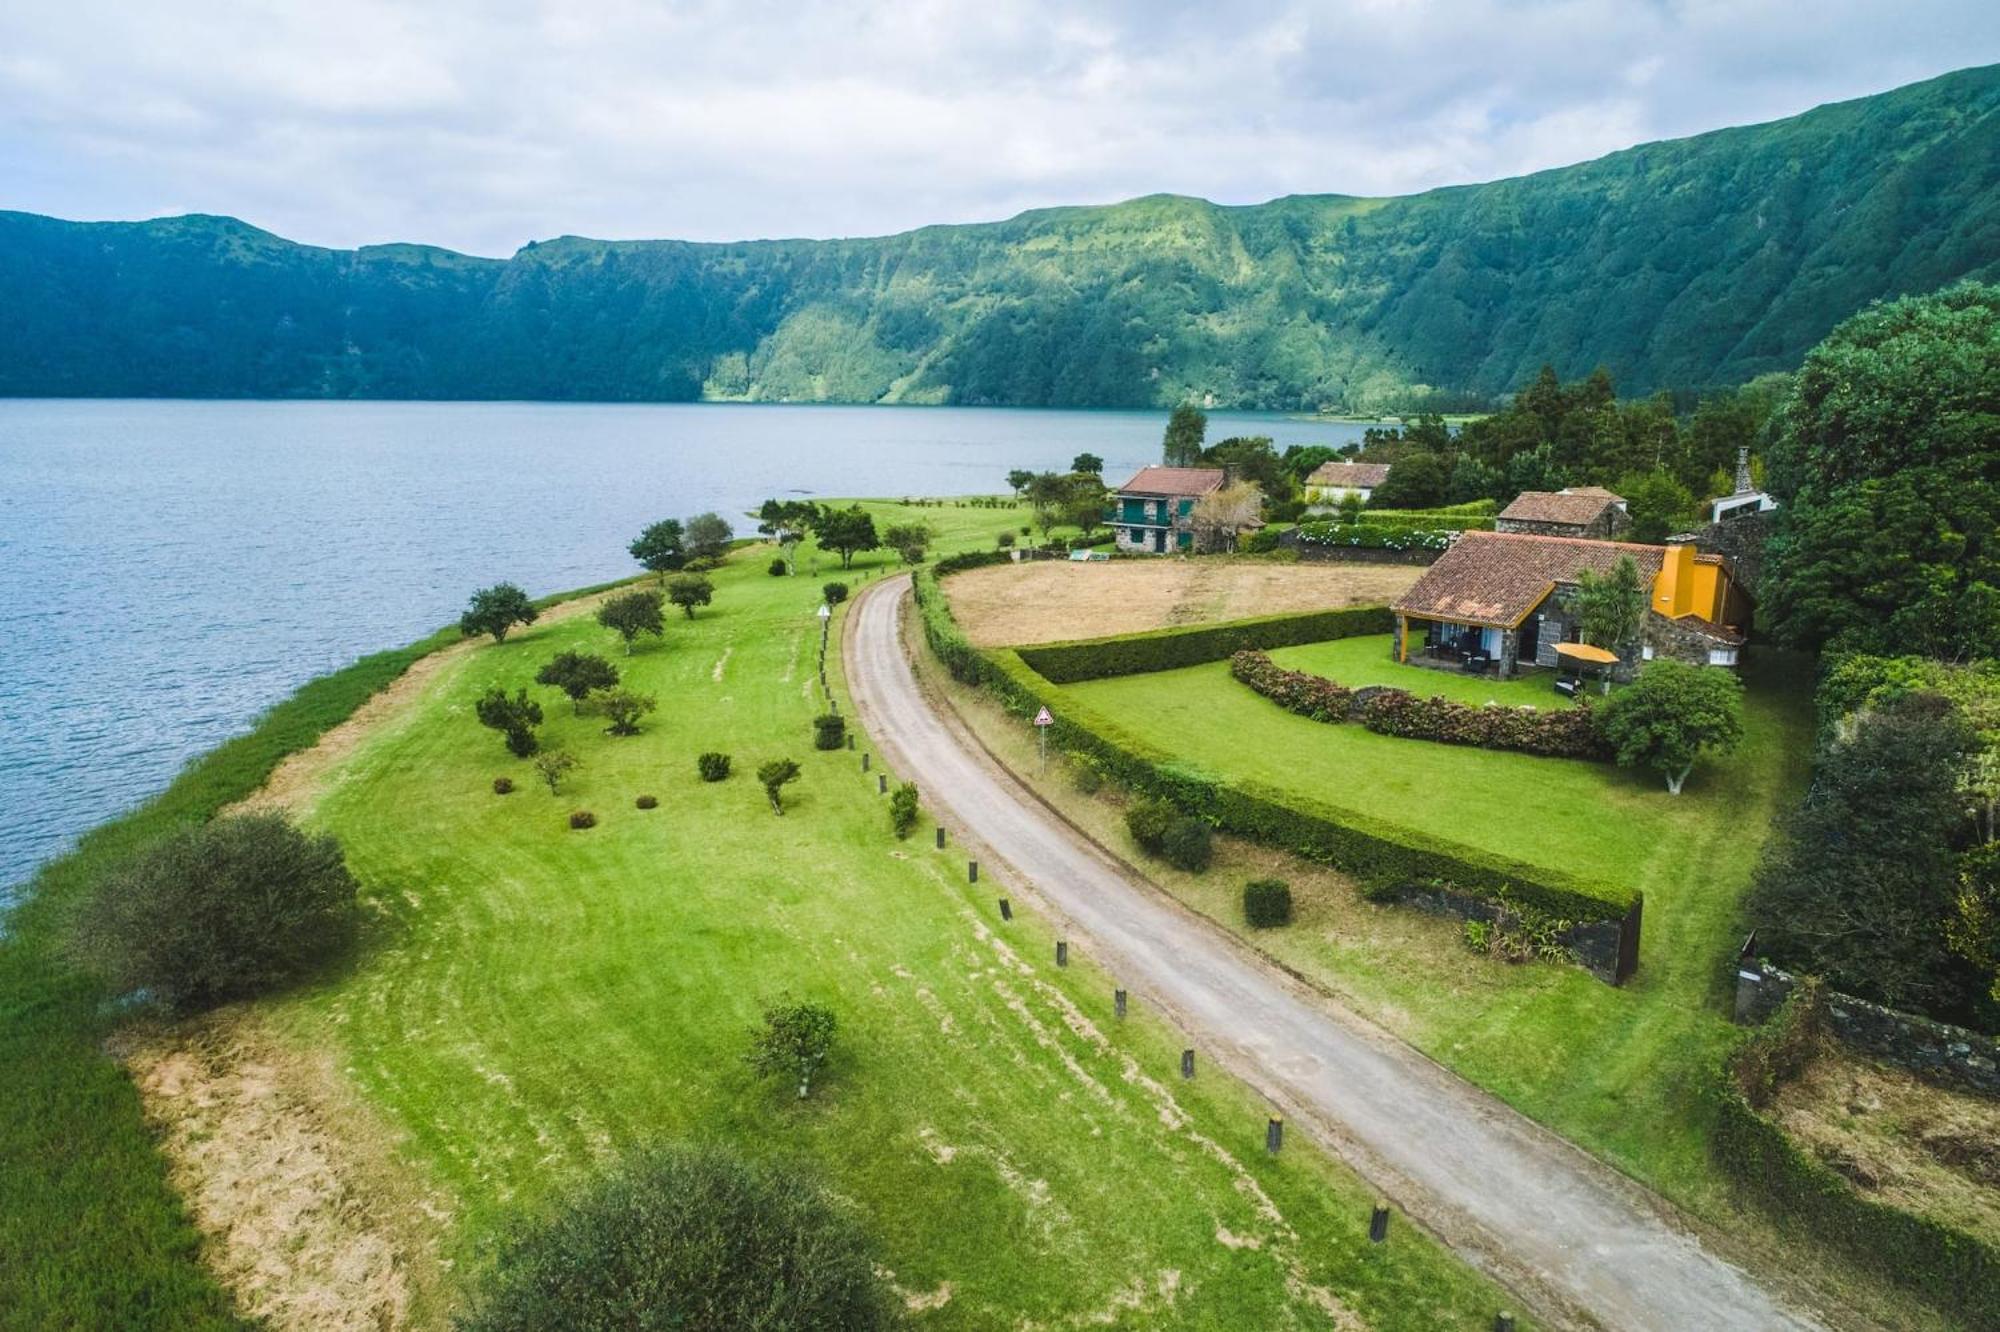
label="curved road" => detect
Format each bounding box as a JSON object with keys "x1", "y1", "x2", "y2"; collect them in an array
[{"x1": 844, "y1": 576, "x2": 1819, "y2": 1332}]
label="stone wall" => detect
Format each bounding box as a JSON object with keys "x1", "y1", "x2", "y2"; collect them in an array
[
  {"x1": 1494, "y1": 507, "x2": 1628, "y2": 540},
  {"x1": 1529, "y1": 585, "x2": 1643, "y2": 681},
  {"x1": 1679, "y1": 511, "x2": 1775, "y2": 597},
  {"x1": 1396, "y1": 881, "x2": 1637, "y2": 985},
  {"x1": 1643, "y1": 610, "x2": 1739, "y2": 668},
  {"x1": 1735, "y1": 960, "x2": 2000, "y2": 1098}
]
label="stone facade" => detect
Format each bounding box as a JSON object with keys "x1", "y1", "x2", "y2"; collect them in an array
[
  {"x1": 1493, "y1": 510, "x2": 1628, "y2": 540},
  {"x1": 1677, "y1": 510, "x2": 1775, "y2": 599},
  {"x1": 1643, "y1": 609, "x2": 1742, "y2": 668},
  {"x1": 1735, "y1": 960, "x2": 2000, "y2": 1098}
]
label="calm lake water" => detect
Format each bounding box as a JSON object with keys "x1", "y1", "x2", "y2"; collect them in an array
[{"x1": 0, "y1": 399, "x2": 1371, "y2": 895}]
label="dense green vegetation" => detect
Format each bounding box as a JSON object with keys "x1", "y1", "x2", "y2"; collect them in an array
[{"x1": 4, "y1": 66, "x2": 1996, "y2": 409}]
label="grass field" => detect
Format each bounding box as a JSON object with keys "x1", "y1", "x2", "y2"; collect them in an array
[{"x1": 185, "y1": 520, "x2": 1528, "y2": 1327}]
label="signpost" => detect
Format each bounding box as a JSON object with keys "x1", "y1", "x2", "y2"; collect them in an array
[{"x1": 1033, "y1": 705, "x2": 1053, "y2": 776}]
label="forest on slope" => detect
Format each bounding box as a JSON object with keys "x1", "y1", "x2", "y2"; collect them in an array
[{"x1": 2, "y1": 64, "x2": 1996, "y2": 411}]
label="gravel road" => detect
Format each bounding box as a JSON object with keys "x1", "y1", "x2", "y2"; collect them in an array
[{"x1": 844, "y1": 575, "x2": 1821, "y2": 1332}]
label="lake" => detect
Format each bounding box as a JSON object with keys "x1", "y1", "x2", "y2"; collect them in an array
[{"x1": 0, "y1": 399, "x2": 1373, "y2": 894}]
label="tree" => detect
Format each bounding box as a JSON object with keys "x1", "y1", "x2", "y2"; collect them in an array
[
  {"x1": 1764, "y1": 283, "x2": 2000, "y2": 659},
  {"x1": 1575, "y1": 555, "x2": 1645, "y2": 655},
  {"x1": 1024, "y1": 472, "x2": 1070, "y2": 540},
  {"x1": 1059, "y1": 473, "x2": 1109, "y2": 536},
  {"x1": 1948, "y1": 843, "x2": 2000, "y2": 1008},
  {"x1": 68, "y1": 813, "x2": 359, "y2": 1012},
  {"x1": 684, "y1": 511, "x2": 734, "y2": 561},
  {"x1": 745, "y1": 1000, "x2": 838, "y2": 1099},
  {"x1": 597, "y1": 588, "x2": 665, "y2": 653},
  {"x1": 1617, "y1": 468, "x2": 1698, "y2": 542},
  {"x1": 1189, "y1": 481, "x2": 1264, "y2": 552},
  {"x1": 460, "y1": 583, "x2": 538, "y2": 644},
  {"x1": 1367, "y1": 452, "x2": 1450, "y2": 509},
  {"x1": 882, "y1": 521, "x2": 933, "y2": 565},
  {"x1": 533, "y1": 748, "x2": 579, "y2": 794},
  {"x1": 665, "y1": 572, "x2": 714, "y2": 619},
  {"x1": 588, "y1": 688, "x2": 658, "y2": 736},
  {"x1": 476, "y1": 686, "x2": 543, "y2": 757},
  {"x1": 1005, "y1": 468, "x2": 1036, "y2": 498},
  {"x1": 455, "y1": 1146, "x2": 897, "y2": 1332},
  {"x1": 535, "y1": 651, "x2": 618, "y2": 713},
  {"x1": 1597, "y1": 660, "x2": 1744, "y2": 794},
  {"x1": 812, "y1": 506, "x2": 880, "y2": 569},
  {"x1": 629, "y1": 518, "x2": 686, "y2": 576},
  {"x1": 1071, "y1": 452, "x2": 1104, "y2": 476},
  {"x1": 1750, "y1": 693, "x2": 1982, "y2": 1015},
  {"x1": 1163, "y1": 403, "x2": 1206, "y2": 466},
  {"x1": 757, "y1": 758, "x2": 801, "y2": 813},
  {"x1": 757, "y1": 500, "x2": 819, "y2": 574},
  {"x1": 889, "y1": 782, "x2": 919, "y2": 839},
  {"x1": 1201, "y1": 435, "x2": 1284, "y2": 497},
  {"x1": 821, "y1": 581, "x2": 849, "y2": 606}
]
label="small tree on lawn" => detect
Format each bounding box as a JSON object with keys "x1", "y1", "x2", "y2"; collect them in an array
[
  {"x1": 685, "y1": 511, "x2": 734, "y2": 561},
  {"x1": 758, "y1": 759, "x2": 801, "y2": 814},
  {"x1": 460, "y1": 583, "x2": 538, "y2": 643},
  {"x1": 746, "y1": 999, "x2": 838, "y2": 1099},
  {"x1": 588, "y1": 688, "x2": 658, "y2": 736},
  {"x1": 882, "y1": 521, "x2": 932, "y2": 566},
  {"x1": 597, "y1": 588, "x2": 665, "y2": 654},
  {"x1": 889, "y1": 782, "x2": 919, "y2": 839},
  {"x1": 1005, "y1": 468, "x2": 1035, "y2": 499},
  {"x1": 812, "y1": 506, "x2": 880, "y2": 569},
  {"x1": 821, "y1": 581, "x2": 849, "y2": 606},
  {"x1": 535, "y1": 651, "x2": 619, "y2": 713},
  {"x1": 629, "y1": 518, "x2": 686, "y2": 576},
  {"x1": 534, "y1": 748, "x2": 579, "y2": 795},
  {"x1": 1576, "y1": 556, "x2": 1645, "y2": 655},
  {"x1": 1071, "y1": 452, "x2": 1104, "y2": 476},
  {"x1": 476, "y1": 686, "x2": 543, "y2": 757},
  {"x1": 1597, "y1": 660, "x2": 1743, "y2": 794},
  {"x1": 1163, "y1": 403, "x2": 1207, "y2": 466},
  {"x1": 664, "y1": 573, "x2": 714, "y2": 620}
]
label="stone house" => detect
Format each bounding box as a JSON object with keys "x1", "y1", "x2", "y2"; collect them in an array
[
  {"x1": 1303, "y1": 461, "x2": 1391, "y2": 511},
  {"x1": 1390, "y1": 530, "x2": 1750, "y2": 679},
  {"x1": 1110, "y1": 466, "x2": 1226, "y2": 553},
  {"x1": 1494, "y1": 488, "x2": 1630, "y2": 539}
]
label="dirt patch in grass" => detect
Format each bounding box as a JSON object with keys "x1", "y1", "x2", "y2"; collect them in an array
[
  {"x1": 1771, "y1": 1049, "x2": 2000, "y2": 1246},
  {"x1": 945, "y1": 558, "x2": 1420, "y2": 648},
  {"x1": 114, "y1": 1010, "x2": 452, "y2": 1331}
]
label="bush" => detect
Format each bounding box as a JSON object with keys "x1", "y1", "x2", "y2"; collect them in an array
[
  {"x1": 455, "y1": 1146, "x2": 898, "y2": 1332},
  {"x1": 996, "y1": 531, "x2": 1015, "y2": 548},
  {"x1": 1126, "y1": 797, "x2": 1176, "y2": 854},
  {"x1": 697, "y1": 752, "x2": 732, "y2": 782},
  {"x1": 1242, "y1": 526, "x2": 1284, "y2": 553},
  {"x1": 1161, "y1": 817, "x2": 1213, "y2": 872},
  {"x1": 68, "y1": 813, "x2": 359, "y2": 1012},
  {"x1": 681, "y1": 555, "x2": 722, "y2": 573},
  {"x1": 812, "y1": 713, "x2": 846, "y2": 751},
  {"x1": 1070, "y1": 754, "x2": 1104, "y2": 795},
  {"x1": 889, "y1": 782, "x2": 919, "y2": 839},
  {"x1": 822, "y1": 581, "x2": 849, "y2": 605},
  {"x1": 1243, "y1": 878, "x2": 1293, "y2": 928},
  {"x1": 635, "y1": 794, "x2": 658, "y2": 810},
  {"x1": 492, "y1": 776, "x2": 514, "y2": 795},
  {"x1": 569, "y1": 810, "x2": 597, "y2": 830},
  {"x1": 768, "y1": 557, "x2": 789, "y2": 576}
]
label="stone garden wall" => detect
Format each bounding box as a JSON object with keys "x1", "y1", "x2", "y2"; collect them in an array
[{"x1": 1735, "y1": 959, "x2": 2000, "y2": 1097}]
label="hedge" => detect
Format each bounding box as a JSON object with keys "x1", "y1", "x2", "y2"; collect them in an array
[
  {"x1": 1230, "y1": 651, "x2": 1612, "y2": 760},
  {"x1": 911, "y1": 570, "x2": 1635, "y2": 923},
  {"x1": 1713, "y1": 991, "x2": 2000, "y2": 1326},
  {"x1": 1016, "y1": 606, "x2": 1394, "y2": 684}
]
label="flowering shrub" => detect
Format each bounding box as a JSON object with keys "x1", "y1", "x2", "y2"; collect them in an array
[{"x1": 1230, "y1": 650, "x2": 1610, "y2": 761}]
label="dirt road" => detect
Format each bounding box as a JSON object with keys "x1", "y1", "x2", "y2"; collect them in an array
[{"x1": 844, "y1": 575, "x2": 1820, "y2": 1332}]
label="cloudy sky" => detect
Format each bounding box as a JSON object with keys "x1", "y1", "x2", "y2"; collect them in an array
[{"x1": 3, "y1": 1, "x2": 1995, "y2": 256}]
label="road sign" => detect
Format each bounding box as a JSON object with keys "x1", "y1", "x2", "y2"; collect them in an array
[
  {"x1": 816, "y1": 603, "x2": 832, "y2": 620},
  {"x1": 1034, "y1": 707, "x2": 1053, "y2": 727}
]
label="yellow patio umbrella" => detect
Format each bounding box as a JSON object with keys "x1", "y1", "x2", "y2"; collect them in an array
[{"x1": 1555, "y1": 641, "x2": 1620, "y2": 694}]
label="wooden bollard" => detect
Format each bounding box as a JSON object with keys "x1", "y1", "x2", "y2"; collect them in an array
[
  {"x1": 1180, "y1": 1049, "x2": 1195, "y2": 1079},
  {"x1": 934, "y1": 826, "x2": 946, "y2": 849},
  {"x1": 997, "y1": 897, "x2": 1010, "y2": 920},
  {"x1": 861, "y1": 752, "x2": 870, "y2": 772},
  {"x1": 878, "y1": 774, "x2": 887, "y2": 794},
  {"x1": 847, "y1": 733, "x2": 855, "y2": 750},
  {"x1": 1368, "y1": 1203, "x2": 1390, "y2": 1243},
  {"x1": 1055, "y1": 941, "x2": 1068, "y2": 967},
  {"x1": 1114, "y1": 989, "x2": 1127, "y2": 1018},
  {"x1": 1266, "y1": 1115, "x2": 1283, "y2": 1154}
]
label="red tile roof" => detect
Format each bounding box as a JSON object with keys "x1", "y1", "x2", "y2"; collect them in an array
[
  {"x1": 1393, "y1": 530, "x2": 1667, "y2": 628},
  {"x1": 1497, "y1": 490, "x2": 1621, "y2": 526},
  {"x1": 1305, "y1": 461, "x2": 1392, "y2": 488},
  {"x1": 1115, "y1": 466, "x2": 1227, "y2": 497}
]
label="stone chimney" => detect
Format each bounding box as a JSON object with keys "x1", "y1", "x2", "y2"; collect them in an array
[{"x1": 1734, "y1": 446, "x2": 1754, "y2": 496}]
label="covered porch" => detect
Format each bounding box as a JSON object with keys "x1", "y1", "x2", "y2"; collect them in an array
[{"x1": 1394, "y1": 614, "x2": 1522, "y2": 677}]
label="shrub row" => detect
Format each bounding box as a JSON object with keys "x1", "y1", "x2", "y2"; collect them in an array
[
  {"x1": 1295, "y1": 522, "x2": 1468, "y2": 552},
  {"x1": 1016, "y1": 606, "x2": 1394, "y2": 684},
  {"x1": 1230, "y1": 651, "x2": 1611, "y2": 760},
  {"x1": 1712, "y1": 991, "x2": 2000, "y2": 1326},
  {"x1": 910, "y1": 568, "x2": 1635, "y2": 923}
]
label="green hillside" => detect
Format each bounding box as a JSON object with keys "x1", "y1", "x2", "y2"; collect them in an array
[{"x1": 3, "y1": 65, "x2": 1996, "y2": 410}]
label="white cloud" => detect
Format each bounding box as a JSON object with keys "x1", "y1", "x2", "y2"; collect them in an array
[{"x1": 0, "y1": 0, "x2": 1993, "y2": 254}]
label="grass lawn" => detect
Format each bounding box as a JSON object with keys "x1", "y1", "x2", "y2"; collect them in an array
[
  {"x1": 1267, "y1": 635, "x2": 1601, "y2": 709},
  {"x1": 247, "y1": 531, "x2": 1524, "y2": 1328}
]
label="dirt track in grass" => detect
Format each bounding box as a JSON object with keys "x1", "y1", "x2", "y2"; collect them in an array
[{"x1": 944, "y1": 558, "x2": 1421, "y2": 647}]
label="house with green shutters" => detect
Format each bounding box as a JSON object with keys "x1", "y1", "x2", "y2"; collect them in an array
[{"x1": 1110, "y1": 466, "x2": 1226, "y2": 553}]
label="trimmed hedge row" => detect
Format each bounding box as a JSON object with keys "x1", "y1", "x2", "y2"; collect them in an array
[
  {"x1": 1230, "y1": 651, "x2": 1611, "y2": 760},
  {"x1": 1016, "y1": 606, "x2": 1394, "y2": 684},
  {"x1": 912, "y1": 568, "x2": 1635, "y2": 923},
  {"x1": 1713, "y1": 992, "x2": 2000, "y2": 1326},
  {"x1": 1296, "y1": 523, "x2": 1464, "y2": 552}
]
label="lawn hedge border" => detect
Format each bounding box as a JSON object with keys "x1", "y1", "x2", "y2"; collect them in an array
[
  {"x1": 0, "y1": 573, "x2": 637, "y2": 1329},
  {"x1": 913, "y1": 569, "x2": 1642, "y2": 958},
  {"x1": 1712, "y1": 989, "x2": 2000, "y2": 1326},
  {"x1": 1016, "y1": 606, "x2": 1394, "y2": 684}
]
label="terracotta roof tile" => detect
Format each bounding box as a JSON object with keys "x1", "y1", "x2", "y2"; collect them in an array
[
  {"x1": 1497, "y1": 490, "x2": 1621, "y2": 526},
  {"x1": 1393, "y1": 530, "x2": 1666, "y2": 628},
  {"x1": 1305, "y1": 461, "x2": 1392, "y2": 488},
  {"x1": 1115, "y1": 466, "x2": 1227, "y2": 497}
]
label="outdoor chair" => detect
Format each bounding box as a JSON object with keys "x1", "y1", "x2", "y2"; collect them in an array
[{"x1": 1554, "y1": 675, "x2": 1580, "y2": 698}]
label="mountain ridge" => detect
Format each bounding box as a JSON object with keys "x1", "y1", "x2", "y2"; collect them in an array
[{"x1": 3, "y1": 63, "x2": 1997, "y2": 410}]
